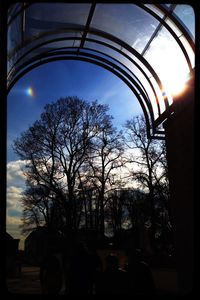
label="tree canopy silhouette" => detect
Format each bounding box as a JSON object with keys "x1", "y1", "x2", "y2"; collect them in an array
[{"x1": 14, "y1": 97, "x2": 123, "y2": 234}]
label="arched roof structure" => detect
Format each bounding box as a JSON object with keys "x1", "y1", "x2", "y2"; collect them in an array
[{"x1": 7, "y1": 3, "x2": 195, "y2": 139}]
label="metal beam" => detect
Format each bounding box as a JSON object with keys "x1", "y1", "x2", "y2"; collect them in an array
[
  {"x1": 8, "y1": 3, "x2": 194, "y2": 119},
  {"x1": 6, "y1": 54, "x2": 154, "y2": 138},
  {"x1": 7, "y1": 34, "x2": 161, "y2": 118},
  {"x1": 8, "y1": 49, "x2": 153, "y2": 120},
  {"x1": 141, "y1": 4, "x2": 176, "y2": 56},
  {"x1": 79, "y1": 3, "x2": 96, "y2": 49},
  {"x1": 8, "y1": 2, "x2": 31, "y2": 26},
  {"x1": 8, "y1": 24, "x2": 168, "y2": 109},
  {"x1": 7, "y1": 40, "x2": 158, "y2": 130},
  {"x1": 138, "y1": 4, "x2": 193, "y2": 73},
  {"x1": 155, "y1": 4, "x2": 195, "y2": 51}
]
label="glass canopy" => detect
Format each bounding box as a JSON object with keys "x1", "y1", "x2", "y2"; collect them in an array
[{"x1": 7, "y1": 3, "x2": 195, "y2": 139}]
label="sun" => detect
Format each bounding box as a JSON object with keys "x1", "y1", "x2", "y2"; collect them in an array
[
  {"x1": 160, "y1": 66, "x2": 189, "y2": 98},
  {"x1": 144, "y1": 36, "x2": 192, "y2": 102}
]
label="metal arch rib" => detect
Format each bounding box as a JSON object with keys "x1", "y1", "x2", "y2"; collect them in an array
[
  {"x1": 8, "y1": 40, "x2": 154, "y2": 119},
  {"x1": 7, "y1": 53, "x2": 157, "y2": 139},
  {"x1": 8, "y1": 49, "x2": 154, "y2": 126},
  {"x1": 7, "y1": 40, "x2": 158, "y2": 130},
  {"x1": 8, "y1": 25, "x2": 168, "y2": 111},
  {"x1": 8, "y1": 32, "x2": 162, "y2": 120},
  {"x1": 138, "y1": 4, "x2": 193, "y2": 72}
]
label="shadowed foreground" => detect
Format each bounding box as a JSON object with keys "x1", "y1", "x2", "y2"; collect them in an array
[{"x1": 7, "y1": 264, "x2": 178, "y2": 295}]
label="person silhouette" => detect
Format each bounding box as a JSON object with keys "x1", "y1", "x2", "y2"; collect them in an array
[
  {"x1": 68, "y1": 241, "x2": 91, "y2": 295},
  {"x1": 125, "y1": 248, "x2": 155, "y2": 295},
  {"x1": 96, "y1": 254, "x2": 128, "y2": 294}
]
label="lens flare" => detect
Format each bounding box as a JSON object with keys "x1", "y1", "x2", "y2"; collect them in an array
[{"x1": 26, "y1": 87, "x2": 34, "y2": 97}]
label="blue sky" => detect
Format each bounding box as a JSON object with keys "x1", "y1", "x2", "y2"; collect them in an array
[
  {"x1": 7, "y1": 60, "x2": 142, "y2": 247},
  {"x1": 7, "y1": 60, "x2": 142, "y2": 161}
]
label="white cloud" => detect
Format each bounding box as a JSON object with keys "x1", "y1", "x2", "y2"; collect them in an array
[
  {"x1": 6, "y1": 220, "x2": 26, "y2": 250},
  {"x1": 7, "y1": 215, "x2": 22, "y2": 226},
  {"x1": 6, "y1": 216, "x2": 22, "y2": 239},
  {"x1": 7, "y1": 159, "x2": 28, "y2": 211},
  {"x1": 7, "y1": 160, "x2": 27, "y2": 184},
  {"x1": 6, "y1": 160, "x2": 27, "y2": 243},
  {"x1": 7, "y1": 185, "x2": 23, "y2": 213}
]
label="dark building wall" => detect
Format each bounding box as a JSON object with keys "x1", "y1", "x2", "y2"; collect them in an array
[
  {"x1": 163, "y1": 77, "x2": 194, "y2": 295},
  {"x1": 6, "y1": 233, "x2": 20, "y2": 277}
]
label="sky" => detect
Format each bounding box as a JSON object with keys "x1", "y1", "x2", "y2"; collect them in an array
[{"x1": 7, "y1": 60, "x2": 142, "y2": 249}]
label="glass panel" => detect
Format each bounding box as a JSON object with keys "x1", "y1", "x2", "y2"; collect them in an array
[
  {"x1": 144, "y1": 26, "x2": 190, "y2": 100},
  {"x1": 132, "y1": 69, "x2": 160, "y2": 119},
  {"x1": 163, "y1": 4, "x2": 172, "y2": 8},
  {"x1": 84, "y1": 41, "x2": 127, "y2": 65},
  {"x1": 120, "y1": 50, "x2": 159, "y2": 119},
  {"x1": 8, "y1": 14, "x2": 22, "y2": 55},
  {"x1": 149, "y1": 77, "x2": 166, "y2": 113},
  {"x1": 86, "y1": 33, "x2": 121, "y2": 50},
  {"x1": 165, "y1": 17, "x2": 183, "y2": 38},
  {"x1": 8, "y1": 3, "x2": 23, "y2": 24},
  {"x1": 25, "y1": 3, "x2": 91, "y2": 23},
  {"x1": 122, "y1": 48, "x2": 152, "y2": 78},
  {"x1": 8, "y1": 32, "x2": 83, "y2": 72},
  {"x1": 144, "y1": 4, "x2": 165, "y2": 18},
  {"x1": 85, "y1": 41, "x2": 154, "y2": 97},
  {"x1": 173, "y1": 5, "x2": 195, "y2": 39},
  {"x1": 8, "y1": 40, "x2": 79, "y2": 80},
  {"x1": 84, "y1": 41, "x2": 149, "y2": 95},
  {"x1": 121, "y1": 49, "x2": 161, "y2": 118},
  {"x1": 73, "y1": 40, "x2": 81, "y2": 47},
  {"x1": 145, "y1": 82, "x2": 159, "y2": 120},
  {"x1": 24, "y1": 3, "x2": 91, "y2": 40},
  {"x1": 33, "y1": 40, "x2": 76, "y2": 53},
  {"x1": 179, "y1": 36, "x2": 195, "y2": 69},
  {"x1": 91, "y1": 4, "x2": 159, "y2": 53},
  {"x1": 30, "y1": 31, "x2": 83, "y2": 45}
]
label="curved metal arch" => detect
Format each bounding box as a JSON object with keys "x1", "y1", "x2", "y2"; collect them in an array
[
  {"x1": 155, "y1": 4, "x2": 195, "y2": 50},
  {"x1": 8, "y1": 39, "x2": 153, "y2": 113},
  {"x1": 7, "y1": 3, "x2": 194, "y2": 134},
  {"x1": 8, "y1": 25, "x2": 169, "y2": 109},
  {"x1": 8, "y1": 34, "x2": 161, "y2": 118},
  {"x1": 138, "y1": 4, "x2": 193, "y2": 72},
  {"x1": 8, "y1": 2, "x2": 195, "y2": 53},
  {"x1": 8, "y1": 23, "x2": 169, "y2": 101},
  {"x1": 8, "y1": 3, "x2": 194, "y2": 107},
  {"x1": 7, "y1": 54, "x2": 156, "y2": 139},
  {"x1": 8, "y1": 3, "x2": 31, "y2": 26},
  {"x1": 49, "y1": 46, "x2": 152, "y2": 105},
  {"x1": 8, "y1": 49, "x2": 155, "y2": 129}
]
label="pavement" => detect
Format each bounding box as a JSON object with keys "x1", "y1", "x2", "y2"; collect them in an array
[
  {"x1": 6, "y1": 265, "x2": 178, "y2": 295},
  {"x1": 6, "y1": 266, "x2": 41, "y2": 294}
]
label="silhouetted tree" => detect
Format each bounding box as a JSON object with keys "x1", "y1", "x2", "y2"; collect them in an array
[
  {"x1": 20, "y1": 183, "x2": 67, "y2": 234},
  {"x1": 85, "y1": 117, "x2": 125, "y2": 234},
  {"x1": 124, "y1": 114, "x2": 170, "y2": 251},
  {"x1": 14, "y1": 97, "x2": 114, "y2": 232}
]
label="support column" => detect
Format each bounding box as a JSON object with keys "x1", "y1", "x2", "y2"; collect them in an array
[{"x1": 163, "y1": 74, "x2": 194, "y2": 295}]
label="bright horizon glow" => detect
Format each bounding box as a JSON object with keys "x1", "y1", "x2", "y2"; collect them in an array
[{"x1": 26, "y1": 87, "x2": 34, "y2": 97}]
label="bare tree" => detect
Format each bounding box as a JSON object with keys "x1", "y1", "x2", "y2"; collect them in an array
[
  {"x1": 124, "y1": 114, "x2": 169, "y2": 250},
  {"x1": 20, "y1": 183, "x2": 65, "y2": 234},
  {"x1": 86, "y1": 116, "x2": 125, "y2": 234},
  {"x1": 14, "y1": 97, "x2": 113, "y2": 232}
]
